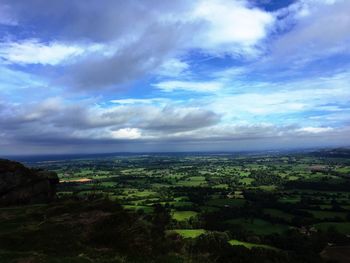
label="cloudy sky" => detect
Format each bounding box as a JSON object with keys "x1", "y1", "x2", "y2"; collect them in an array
[{"x1": 0, "y1": 0, "x2": 350, "y2": 155}]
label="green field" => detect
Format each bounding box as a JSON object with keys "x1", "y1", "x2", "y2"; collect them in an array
[
  {"x1": 17, "y1": 149, "x2": 350, "y2": 263},
  {"x1": 306, "y1": 210, "x2": 348, "y2": 220},
  {"x1": 225, "y1": 218, "x2": 289, "y2": 235},
  {"x1": 206, "y1": 198, "x2": 245, "y2": 207},
  {"x1": 172, "y1": 211, "x2": 198, "y2": 221},
  {"x1": 171, "y1": 229, "x2": 206, "y2": 238},
  {"x1": 314, "y1": 222, "x2": 350, "y2": 234},
  {"x1": 229, "y1": 240, "x2": 278, "y2": 250},
  {"x1": 264, "y1": 209, "x2": 294, "y2": 222}
]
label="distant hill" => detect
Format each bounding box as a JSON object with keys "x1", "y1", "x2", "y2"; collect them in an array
[{"x1": 309, "y1": 148, "x2": 350, "y2": 158}]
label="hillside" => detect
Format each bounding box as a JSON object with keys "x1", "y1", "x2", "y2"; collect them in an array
[{"x1": 0, "y1": 159, "x2": 58, "y2": 205}]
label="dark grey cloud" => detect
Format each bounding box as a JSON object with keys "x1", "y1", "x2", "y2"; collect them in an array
[
  {"x1": 0, "y1": 0, "x2": 277, "y2": 90},
  {"x1": 1, "y1": 0, "x2": 349, "y2": 155},
  {"x1": 2, "y1": 0, "x2": 193, "y2": 42},
  {"x1": 1, "y1": 98, "x2": 348, "y2": 155},
  {"x1": 0, "y1": 0, "x2": 199, "y2": 90},
  {"x1": 61, "y1": 23, "x2": 193, "y2": 90},
  {"x1": 2, "y1": 120, "x2": 349, "y2": 156},
  {"x1": 1, "y1": 0, "x2": 201, "y2": 90},
  {"x1": 0, "y1": 99, "x2": 221, "y2": 147},
  {"x1": 138, "y1": 107, "x2": 220, "y2": 132}
]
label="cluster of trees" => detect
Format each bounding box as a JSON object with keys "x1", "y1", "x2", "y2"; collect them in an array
[
  {"x1": 286, "y1": 180, "x2": 350, "y2": 191},
  {"x1": 249, "y1": 169, "x2": 284, "y2": 186},
  {"x1": 83, "y1": 199, "x2": 341, "y2": 263}
]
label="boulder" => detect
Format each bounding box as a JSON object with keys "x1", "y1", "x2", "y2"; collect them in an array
[{"x1": 0, "y1": 159, "x2": 59, "y2": 205}]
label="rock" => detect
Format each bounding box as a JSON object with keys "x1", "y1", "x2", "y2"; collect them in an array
[{"x1": 0, "y1": 159, "x2": 59, "y2": 206}]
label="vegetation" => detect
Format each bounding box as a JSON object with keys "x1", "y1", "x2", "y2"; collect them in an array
[
  {"x1": 2, "y1": 148, "x2": 350, "y2": 262},
  {"x1": 229, "y1": 239, "x2": 278, "y2": 250}
]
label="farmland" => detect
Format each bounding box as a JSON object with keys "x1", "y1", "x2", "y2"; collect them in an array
[{"x1": 3, "y1": 148, "x2": 350, "y2": 262}]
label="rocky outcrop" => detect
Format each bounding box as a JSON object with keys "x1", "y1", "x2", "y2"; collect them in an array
[{"x1": 0, "y1": 159, "x2": 59, "y2": 205}]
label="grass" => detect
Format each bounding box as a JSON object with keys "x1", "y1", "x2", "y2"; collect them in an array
[
  {"x1": 173, "y1": 196, "x2": 189, "y2": 202},
  {"x1": 264, "y1": 209, "x2": 294, "y2": 222},
  {"x1": 225, "y1": 218, "x2": 289, "y2": 235},
  {"x1": 239, "y1": 178, "x2": 254, "y2": 185},
  {"x1": 206, "y1": 198, "x2": 245, "y2": 208},
  {"x1": 171, "y1": 229, "x2": 206, "y2": 238},
  {"x1": 229, "y1": 240, "x2": 278, "y2": 250},
  {"x1": 0, "y1": 200, "x2": 138, "y2": 262},
  {"x1": 172, "y1": 211, "x2": 198, "y2": 221},
  {"x1": 98, "y1": 182, "x2": 118, "y2": 187},
  {"x1": 176, "y1": 180, "x2": 205, "y2": 187},
  {"x1": 170, "y1": 201, "x2": 194, "y2": 208},
  {"x1": 123, "y1": 205, "x2": 154, "y2": 213},
  {"x1": 288, "y1": 176, "x2": 299, "y2": 181},
  {"x1": 213, "y1": 184, "x2": 229, "y2": 189},
  {"x1": 279, "y1": 196, "x2": 301, "y2": 204},
  {"x1": 336, "y1": 167, "x2": 350, "y2": 174},
  {"x1": 305, "y1": 210, "x2": 348, "y2": 220},
  {"x1": 250, "y1": 185, "x2": 277, "y2": 191},
  {"x1": 188, "y1": 176, "x2": 206, "y2": 181},
  {"x1": 313, "y1": 222, "x2": 350, "y2": 234},
  {"x1": 131, "y1": 190, "x2": 157, "y2": 198},
  {"x1": 25, "y1": 154, "x2": 350, "y2": 260},
  {"x1": 175, "y1": 176, "x2": 207, "y2": 187},
  {"x1": 198, "y1": 206, "x2": 220, "y2": 213}
]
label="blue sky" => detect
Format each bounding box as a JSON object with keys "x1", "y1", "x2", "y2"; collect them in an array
[{"x1": 0, "y1": 0, "x2": 349, "y2": 155}]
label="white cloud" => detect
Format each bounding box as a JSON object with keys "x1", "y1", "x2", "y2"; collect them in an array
[
  {"x1": 205, "y1": 70, "x2": 350, "y2": 125},
  {"x1": 0, "y1": 97, "x2": 220, "y2": 140},
  {"x1": 191, "y1": 0, "x2": 274, "y2": 55},
  {"x1": 0, "y1": 66, "x2": 44, "y2": 90},
  {"x1": 0, "y1": 0, "x2": 276, "y2": 90},
  {"x1": 296, "y1": 127, "x2": 333, "y2": 134},
  {"x1": 157, "y1": 58, "x2": 189, "y2": 77},
  {"x1": 153, "y1": 80, "x2": 223, "y2": 92},
  {"x1": 110, "y1": 98, "x2": 168, "y2": 105},
  {"x1": 111, "y1": 128, "x2": 142, "y2": 139},
  {"x1": 211, "y1": 66, "x2": 248, "y2": 81},
  {"x1": 0, "y1": 39, "x2": 87, "y2": 65},
  {"x1": 24, "y1": 97, "x2": 62, "y2": 121},
  {"x1": 209, "y1": 92, "x2": 308, "y2": 117},
  {"x1": 272, "y1": 0, "x2": 350, "y2": 63}
]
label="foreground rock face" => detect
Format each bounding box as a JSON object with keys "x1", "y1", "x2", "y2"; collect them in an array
[{"x1": 0, "y1": 159, "x2": 59, "y2": 205}]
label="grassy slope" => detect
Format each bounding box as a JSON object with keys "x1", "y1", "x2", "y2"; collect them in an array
[
  {"x1": 229, "y1": 240, "x2": 278, "y2": 250},
  {"x1": 172, "y1": 211, "x2": 198, "y2": 221},
  {"x1": 171, "y1": 229, "x2": 206, "y2": 238},
  {"x1": 225, "y1": 218, "x2": 289, "y2": 235},
  {"x1": 0, "y1": 200, "x2": 170, "y2": 263},
  {"x1": 313, "y1": 222, "x2": 350, "y2": 234}
]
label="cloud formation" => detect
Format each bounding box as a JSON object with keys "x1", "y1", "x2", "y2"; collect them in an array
[
  {"x1": 0, "y1": 0, "x2": 275, "y2": 90},
  {"x1": 0, "y1": 0, "x2": 349, "y2": 154},
  {"x1": 273, "y1": 0, "x2": 350, "y2": 64},
  {"x1": 0, "y1": 39, "x2": 88, "y2": 65}
]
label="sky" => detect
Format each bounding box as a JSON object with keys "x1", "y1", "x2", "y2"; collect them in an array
[{"x1": 0, "y1": 0, "x2": 350, "y2": 155}]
